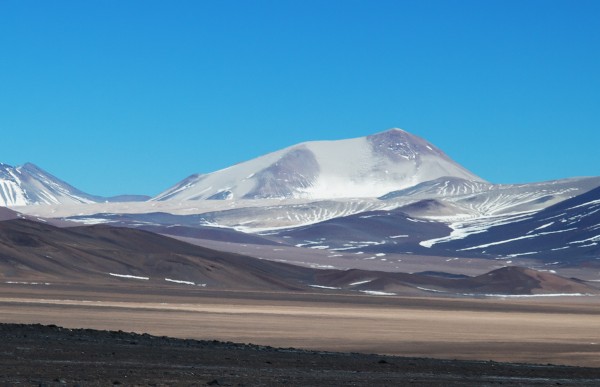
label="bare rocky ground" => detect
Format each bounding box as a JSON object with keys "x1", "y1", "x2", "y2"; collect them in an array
[
  {"x1": 2, "y1": 323, "x2": 600, "y2": 386},
  {"x1": 1, "y1": 215, "x2": 599, "y2": 385}
]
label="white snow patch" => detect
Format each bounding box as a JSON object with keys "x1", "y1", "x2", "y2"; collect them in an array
[
  {"x1": 420, "y1": 212, "x2": 535, "y2": 248},
  {"x1": 505, "y1": 251, "x2": 539, "y2": 257},
  {"x1": 532, "y1": 222, "x2": 554, "y2": 232},
  {"x1": 349, "y1": 280, "x2": 373, "y2": 286},
  {"x1": 478, "y1": 293, "x2": 592, "y2": 298},
  {"x1": 416, "y1": 286, "x2": 445, "y2": 293},
  {"x1": 309, "y1": 284, "x2": 341, "y2": 290},
  {"x1": 360, "y1": 290, "x2": 396, "y2": 296},
  {"x1": 569, "y1": 235, "x2": 600, "y2": 245},
  {"x1": 308, "y1": 264, "x2": 337, "y2": 269},
  {"x1": 69, "y1": 218, "x2": 112, "y2": 225},
  {"x1": 165, "y1": 278, "x2": 196, "y2": 285},
  {"x1": 577, "y1": 243, "x2": 598, "y2": 248},
  {"x1": 458, "y1": 235, "x2": 537, "y2": 251},
  {"x1": 567, "y1": 199, "x2": 600, "y2": 210},
  {"x1": 109, "y1": 273, "x2": 149, "y2": 280}
]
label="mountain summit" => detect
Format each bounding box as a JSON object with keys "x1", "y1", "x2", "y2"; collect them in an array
[
  {"x1": 153, "y1": 128, "x2": 485, "y2": 201},
  {"x1": 0, "y1": 162, "x2": 97, "y2": 207},
  {"x1": 0, "y1": 163, "x2": 150, "y2": 207}
]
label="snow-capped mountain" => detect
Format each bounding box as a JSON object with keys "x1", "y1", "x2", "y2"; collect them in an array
[
  {"x1": 153, "y1": 128, "x2": 485, "y2": 201},
  {"x1": 6, "y1": 128, "x2": 598, "y2": 277},
  {"x1": 0, "y1": 163, "x2": 152, "y2": 207},
  {"x1": 0, "y1": 163, "x2": 100, "y2": 207}
]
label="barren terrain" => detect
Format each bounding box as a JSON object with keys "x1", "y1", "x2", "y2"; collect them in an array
[
  {"x1": 1, "y1": 215, "x2": 600, "y2": 385},
  {"x1": 4, "y1": 322, "x2": 600, "y2": 386},
  {"x1": 1, "y1": 282, "x2": 600, "y2": 385}
]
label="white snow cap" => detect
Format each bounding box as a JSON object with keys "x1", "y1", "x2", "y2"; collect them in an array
[
  {"x1": 153, "y1": 128, "x2": 485, "y2": 201},
  {"x1": 0, "y1": 162, "x2": 96, "y2": 207}
]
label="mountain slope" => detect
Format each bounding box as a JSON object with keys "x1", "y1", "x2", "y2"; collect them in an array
[
  {"x1": 423, "y1": 185, "x2": 600, "y2": 265},
  {"x1": 0, "y1": 163, "x2": 100, "y2": 206},
  {"x1": 270, "y1": 208, "x2": 452, "y2": 253},
  {"x1": 153, "y1": 128, "x2": 485, "y2": 201},
  {"x1": 0, "y1": 218, "x2": 314, "y2": 290},
  {"x1": 260, "y1": 185, "x2": 600, "y2": 269},
  {"x1": 0, "y1": 218, "x2": 594, "y2": 295},
  {"x1": 0, "y1": 163, "x2": 150, "y2": 206},
  {"x1": 381, "y1": 176, "x2": 600, "y2": 217},
  {"x1": 314, "y1": 266, "x2": 596, "y2": 295},
  {"x1": 0, "y1": 207, "x2": 20, "y2": 221}
]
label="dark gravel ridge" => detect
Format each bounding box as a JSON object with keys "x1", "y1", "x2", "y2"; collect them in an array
[{"x1": 2, "y1": 323, "x2": 600, "y2": 386}]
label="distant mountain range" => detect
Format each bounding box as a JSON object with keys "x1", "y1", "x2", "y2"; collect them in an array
[
  {"x1": 3, "y1": 129, "x2": 487, "y2": 205},
  {"x1": 2, "y1": 128, "x2": 596, "y2": 208},
  {"x1": 2, "y1": 128, "x2": 599, "y2": 282}
]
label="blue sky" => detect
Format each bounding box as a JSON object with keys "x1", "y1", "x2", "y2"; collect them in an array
[{"x1": 1, "y1": 1, "x2": 599, "y2": 196}]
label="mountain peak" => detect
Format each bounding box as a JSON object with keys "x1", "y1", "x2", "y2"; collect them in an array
[
  {"x1": 21, "y1": 161, "x2": 40, "y2": 169},
  {"x1": 367, "y1": 128, "x2": 449, "y2": 161},
  {"x1": 368, "y1": 128, "x2": 433, "y2": 145},
  {"x1": 0, "y1": 162, "x2": 97, "y2": 207},
  {"x1": 383, "y1": 127, "x2": 407, "y2": 133},
  {"x1": 154, "y1": 128, "x2": 484, "y2": 201},
  {"x1": 18, "y1": 162, "x2": 44, "y2": 174},
  {"x1": 367, "y1": 128, "x2": 411, "y2": 141}
]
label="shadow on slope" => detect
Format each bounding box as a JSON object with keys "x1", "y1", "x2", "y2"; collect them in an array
[
  {"x1": 0, "y1": 219, "x2": 313, "y2": 290},
  {"x1": 0, "y1": 218, "x2": 596, "y2": 297}
]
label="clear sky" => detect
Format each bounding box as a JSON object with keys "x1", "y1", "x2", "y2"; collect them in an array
[{"x1": 1, "y1": 0, "x2": 599, "y2": 197}]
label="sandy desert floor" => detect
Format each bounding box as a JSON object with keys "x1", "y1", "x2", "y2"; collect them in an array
[{"x1": 1, "y1": 282, "x2": 600, "y2": 370}]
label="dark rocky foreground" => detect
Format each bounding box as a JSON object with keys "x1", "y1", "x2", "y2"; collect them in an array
[{"x1": 2, "y1": 323, "x2": 600, "y2": 386}]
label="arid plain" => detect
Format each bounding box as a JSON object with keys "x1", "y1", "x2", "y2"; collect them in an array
[{"x1": 2, "y1": 282, "x2": 599, "y2": 368}]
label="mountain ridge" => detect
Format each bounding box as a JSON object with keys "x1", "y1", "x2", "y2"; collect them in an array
[{"x1": 4, "y1": 128, "x2": 597, "y2": 208}]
